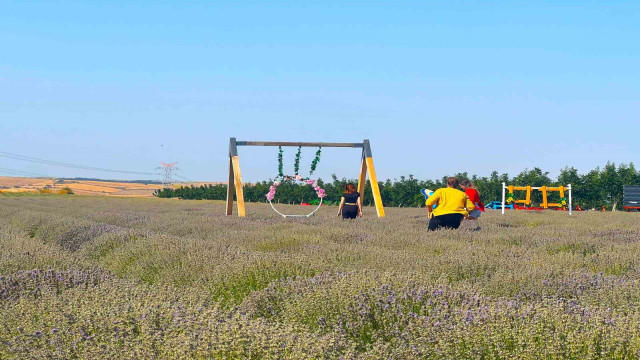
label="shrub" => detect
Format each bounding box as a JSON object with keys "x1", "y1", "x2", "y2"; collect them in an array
[
  {"x1": 57, "y1": 187, "x2": 74, "y2": 195},
  {"x1": 38, "y1": 187, "x2": 52, "y2": 194}
]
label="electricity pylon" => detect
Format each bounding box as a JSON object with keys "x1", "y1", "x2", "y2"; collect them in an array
[{"x1": 156, "y1": 162, "x2": 178, "y2": 188}]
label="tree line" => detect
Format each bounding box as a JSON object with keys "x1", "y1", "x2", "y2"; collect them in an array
[{"x1": 154, "y1": 162, "x2": 640, "y2": 210}]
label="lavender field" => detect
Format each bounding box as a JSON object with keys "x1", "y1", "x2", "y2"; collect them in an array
[{"x1": 2, "y1": 195, "x2": 640, "y2": 359}]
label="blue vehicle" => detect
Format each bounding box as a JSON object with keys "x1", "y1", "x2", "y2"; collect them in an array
[{"x1": 484, "y1": 201, "x2": 513, "y2": 210}]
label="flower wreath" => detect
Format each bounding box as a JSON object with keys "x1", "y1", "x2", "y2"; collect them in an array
[
  {"x1": 266, "y1": 175, "x2": 326, "y2": 218},
  {"x1": 267, "y1": 146, "x2": 326, "y2": 218},
  {"x1": 266, "y1": 175, "x2": 326, "y2": 201}
]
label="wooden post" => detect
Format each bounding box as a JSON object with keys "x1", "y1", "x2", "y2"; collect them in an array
[
  {"x1": 363, "y1": 140, "x2": 385, "y2": 217},
  {"x1": 226, "y1": 156, "x2": 235, "y2": 215},
  {"x1": 231, "y1": 156, "x2": 246, "y2": 217},
  {"x1": 226, "y1": 138, "x2": 246, "y2": 217},
  {"x1": 357, "y1": 149, "x2": 367, "y2": 206}
]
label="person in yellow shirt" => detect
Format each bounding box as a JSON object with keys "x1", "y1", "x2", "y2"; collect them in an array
[{"x1": 426, "y1": 177, "x2": 475, "y2": 231}]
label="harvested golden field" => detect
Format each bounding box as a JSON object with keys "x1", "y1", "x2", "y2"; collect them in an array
[
  {"x1": 0, "y1": 176, "x2": 221, "y2": 197},
  {"x1": 2, "y1": 195, "x2": 640, "y2": 359},
  {"x1": 0, "y1": 177, "x2": 56, "y2": 190}
]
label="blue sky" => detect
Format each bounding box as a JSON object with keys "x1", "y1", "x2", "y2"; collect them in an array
[{"x1": 1, "y1": 1, "x2": 638, "y2": 182}]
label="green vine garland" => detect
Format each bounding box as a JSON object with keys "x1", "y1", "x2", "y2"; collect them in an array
[
  {"x1": 309, "y1": 147, "x2": 322, "y2": 175},
  {"x1": 294, "y1": 146, "x2": 302, "y2": 175},
  {"x1": 277, "y1": 146, "x2": 284, "y2": 179},
  {"x1": 276, "y1": 146, "x2": 323, "y2": 180}
]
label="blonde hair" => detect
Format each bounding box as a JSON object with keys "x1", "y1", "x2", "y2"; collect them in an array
[{"x1": 460, "y1": 179, "x2": 479, "y2": 195}]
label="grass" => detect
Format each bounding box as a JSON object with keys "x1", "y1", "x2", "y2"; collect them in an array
[{"x1": 1, "y1": 195, "x2": 640, "y2": 359}]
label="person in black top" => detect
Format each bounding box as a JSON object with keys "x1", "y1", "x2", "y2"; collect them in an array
[{"x1": 337, "y1": 183, "x2": 362, "y2": 219}]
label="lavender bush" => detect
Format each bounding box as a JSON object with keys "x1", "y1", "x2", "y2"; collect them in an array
[{"x1": 1, "y1": 195, "x2": 640, "y2": 358}]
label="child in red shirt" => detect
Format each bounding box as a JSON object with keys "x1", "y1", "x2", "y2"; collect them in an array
[{"x1": 460, "y1": 179, "x2": 484, "y2": 220}]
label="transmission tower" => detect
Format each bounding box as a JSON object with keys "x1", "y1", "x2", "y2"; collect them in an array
[{"x1": 156, "y1": 162, "x2": 179, "y2": 188}]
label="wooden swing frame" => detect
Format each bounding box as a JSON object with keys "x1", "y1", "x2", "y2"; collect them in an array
[{"x1": 226, "y1": 138, "x2": 385, "y2": 217}]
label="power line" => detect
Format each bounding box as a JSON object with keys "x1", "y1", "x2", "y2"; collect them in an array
[
  {"x1": 0, "y1": 150, "x2": 156, "y2": 176},
  {"x1": 0, "y1": 166, "x2": 195, "y2": 183},
  {"x1": 175, "y1": 174, "x2": 194, "y2": 182},
  {"x1": 0, "y1": 167, "x2": 54, "y2": 178}
]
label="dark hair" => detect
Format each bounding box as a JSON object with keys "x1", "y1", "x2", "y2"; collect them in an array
[
  {"x1": 446, "y1": 177, "x2": 459, "y2": 188},
  {"x1": 344, "y1": 183, "x2": 356, "y2": 194}
]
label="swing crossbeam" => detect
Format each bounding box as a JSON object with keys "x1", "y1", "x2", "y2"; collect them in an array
[
  {"x1": 237, "y1": 141, "x2": 363, "y2": 148},
  {"x1": 226, "y1": 138, "x2": 385, "y2": 218}
]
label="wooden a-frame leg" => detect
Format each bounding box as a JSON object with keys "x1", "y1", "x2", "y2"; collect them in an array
[
  {"x1": 365, "y1": 156, "x2": 385, "y2": 217},
  {"x1": 231, "y1": 155, "x2": 246, "y2": 217},
  {"x1": 226, "y1": 156, "x2": 235, "y2": 215},
  {"x1": 357, "y1": 154, "x2": 367, "y2": 206}
]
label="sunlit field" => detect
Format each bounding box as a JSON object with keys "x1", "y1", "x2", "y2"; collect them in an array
[{"x1": 2, "y1": 195, "x2": 640, "y2": 359}]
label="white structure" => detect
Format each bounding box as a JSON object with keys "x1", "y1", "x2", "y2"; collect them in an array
[{"x1": 501, "y1": 182, "x2": 573, "y2": 215}]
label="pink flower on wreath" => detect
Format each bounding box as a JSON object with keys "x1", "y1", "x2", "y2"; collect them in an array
[
  {"x1": 266, "y1": 177, "x2": 326, "y2": 201},
  {"x1": 266, "y1": 182, "x2": 277, "y2": 200}
]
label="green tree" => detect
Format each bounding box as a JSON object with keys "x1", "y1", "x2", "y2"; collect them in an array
[{"x1": 600, "y1": 162, "x2": 620, "y2": 209}]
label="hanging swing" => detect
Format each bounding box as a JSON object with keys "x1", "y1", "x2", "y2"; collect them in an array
[{"x1": 265, "y1": 146, "x2": 326, "y2": 218}]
